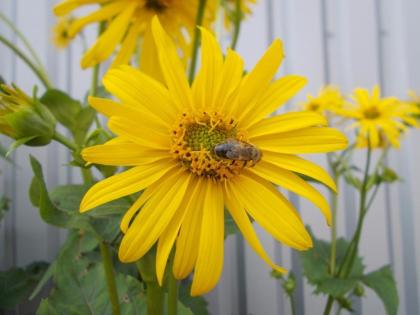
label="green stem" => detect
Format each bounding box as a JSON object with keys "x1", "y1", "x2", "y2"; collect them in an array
[
  {"x1": 81, "y1": 168, "x2": 94, "y2": 185},
  {"x1": 167, "y1": 266, "x2": 178, "y2": 315},
  {"x1": 53, "y1": 131, "x2": 77, "y2": 151},
  {"x1": 89, "y1": 22, "x2": 104, "y2": 128},
  {"x1": 99, "y1": 242, "x2": 121, "y2": 315},
  {"x1": 329, "y1": 172, "x2": 339, "y2": 276},
  {"x1": 137, "y1": 251, "x2": 164, "y2": 315},
  {"x1": 0, "y1": 34, "x2": 52, "y2": 89},
  {"x1": 188, "y1": 0, "x2": 208, "y2": 84},
  {"x1": 230, "y1": 0, "x2": 242, "y2": 50},
  {"x1": 0, "y1": 12, "x2": 44, "y2": 69},
  {"x1": 288, "y1": 293, "x2": 296, "y2": 315},
  {"x1": 323, "y1": 145, "x2": 372, "y2": 315}
]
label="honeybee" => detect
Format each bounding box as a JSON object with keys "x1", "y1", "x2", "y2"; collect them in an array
[{"x1": 213, "y1": 139, "x2": 262, "y2": 164}]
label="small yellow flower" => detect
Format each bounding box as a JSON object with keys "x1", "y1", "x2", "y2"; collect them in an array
[
  {"x1": 80, "y1": 17, "x2": 347, "y2": 296},
  {"x1": 223, "y1": 0, "x2": 257, "y2": 29},
  {"x1": 52, "y1": 16, "x2": 74, "y2": 49},
  {"x1": 0, "y1": 85, "x2": 56, "y2": 146},
  {"x1": 53, "y1": 0, "x2": 216, "y2": 69},
  {"x1": 335, "y1": 86, "x2": 419, "y2": 148},
  {"x1": 302, "y1": 86, "x2": 344, "y2": 114}
]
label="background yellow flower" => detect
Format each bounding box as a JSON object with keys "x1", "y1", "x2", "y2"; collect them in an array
[{"x1": 53, "y1": 0, "x2": 216, "y2": 68}]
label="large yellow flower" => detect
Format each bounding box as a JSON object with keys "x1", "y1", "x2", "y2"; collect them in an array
[
  {"x1": 80, "y1": 17, "x2": 347, "y2": 296},
  {"x1": 53, "y1": 0, "x2": 215, "y2": 68},
  {"x1": 302, "y1": 86, "x2": 344, "y2": 114},
  {"x1": 335, "y1": 86, "x2": 419, "y2": 148}
]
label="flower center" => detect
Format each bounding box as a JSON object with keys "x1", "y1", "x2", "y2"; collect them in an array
[
  {"x1": 307, "y1": 102, "x2": 320, "y2": 111},
  {"x1": 363, "y1": 106, "x2": 381, "y2": 119},
  {"x1": 171, "y1": 111, "x2": 260, "y2": 180},
  {"x1": 144, "y1": 0, "x2": 171, "y2": 12}
]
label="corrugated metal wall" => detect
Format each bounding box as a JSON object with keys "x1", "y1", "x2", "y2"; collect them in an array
[{"x1": 1, "y1": 1, "x2": 419, "y2": 314}]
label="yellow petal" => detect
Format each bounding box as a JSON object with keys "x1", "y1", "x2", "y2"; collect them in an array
[
  {"x1": 68, "y1": 1, "x2": 126, "y2": 37},
  {"x1": 192, "y1": 27, "x2": 223, "y2": 109},
  {"x1": 232, "y1": 39, "x2": 284, "y2": 119},
  {"x1": 151, "y1": 17, "x2": 193, "y2": 111},
  {"x1": 80, "y1": 158, "x2": 175, "y2": 212},
  {"x1": 252, "y1": 127, "x2": 348, "y2": 154},
  {"x1": 155, "y1": 176, "x2": 201, "y2": 285},
  {"x1": 214, "y1": 49, "x2": 244, "y2": 113},
  {"x1": 140, "y1": 23, "x2": 165, "y2": 83},
  {"x1": 80, "y1": 3, "x2": 137, "y2": 68},
  {"x1": 247, "y1": 111, "x2": 327, "y2": 138},
  {"x1": 191, "y1": 180, "x2": 224, "y2": 296},
  {"x1": 229, "y1": 171, "x2": 312, "y2": 250},
  {"x1": 240, "y1": 75, "x2": 308, "y2": 128},
  {"x1": 261, "y1": 151, "x2": 336, "y2": 192},
  {"x1": 173, "y1": 180, "x2": 205, "y2": 280},
  {"x1": 118, "y1": 171, "x2": 191, "y2": 263},
  {"x1": 81, "y1": 142, "x2": 166, "y2": 166},
  {"x1": 54, "y1": 0, "x2": 109, "y2": 16},
  {"x1": 111, "y1": 24, "x2": 140, "y2": 68},
  {"x1": 251, "y1": 161, "x2": 332, "y2": 225},
  {"x1": 103, "y1": 66, "x2": 177, "y2": 123},
  {"x1": 224, "y1": 187, "x2": 286, "y2": 273},
  {"x1": 108, "y1": 116, "x2": 170, "y2": 150}
]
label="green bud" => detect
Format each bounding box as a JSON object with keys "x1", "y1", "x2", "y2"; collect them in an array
[
  {"x1": 282, "y1": 273, "x2": 296, "y2": 295},
  {"x1": 353, "y1": 283, "x2": 365, "y2": 297},
  {"x1": 0, "y1": 84, "x2": 56, "y2": 146}
]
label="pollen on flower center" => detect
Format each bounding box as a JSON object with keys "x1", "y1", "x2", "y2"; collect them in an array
[
  {"x1": 363, "y1": 106, "x2": 381, "y2": 119},
  {"x1": 170, "y1": 111, "x2": 258, "y2": 180}
]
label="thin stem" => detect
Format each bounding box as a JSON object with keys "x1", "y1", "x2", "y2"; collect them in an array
[
  {"x1": 167, "y1": 265, "x2": 178, "y2": 315},
  {"x1": 329, "y1": 173, "x2": 339, "y2": 276},
  {"x1": 230, "y1": 0, "x2": 242, "y2": 50},
  {"x1": 0, "y1": 35, "x2": 52, "y2": 89},
  {"x1": 324, "y1": 144, "x2": 372, "y2": 315},
  {"x1": 136, "y1": 251, "x2": 164, "y2": 315},
  {"x1": 81, "y1": 168, "x2": 94, "y2": 185},
  {"x1": 0, "y1": 12, "x2": 44, "y2": 69},
  {"x1": 53, "y1": 131, "x2": 77, "y2": 151},
  {"x1": 99, "y1": 242, "x2": 121, "y2": 315},
  {"x1": 288, "y1": 294, "x2": 296, "y2": 315},
  {"x1": 188, "y1": 0, "x2": 208, "y2": 84}
]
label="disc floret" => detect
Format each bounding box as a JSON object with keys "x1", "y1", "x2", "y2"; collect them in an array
[{"x1": 171, "y1": 111, "x2": 254, "y2": 180}]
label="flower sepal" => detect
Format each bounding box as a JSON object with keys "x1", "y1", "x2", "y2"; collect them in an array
[{"x1": 0, "y1": 84, "x2": 56, "y2": 148}]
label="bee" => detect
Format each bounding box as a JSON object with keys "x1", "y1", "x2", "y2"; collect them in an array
[{"x1": 213, "y1": 139, "x2": 262, "y2": 164}]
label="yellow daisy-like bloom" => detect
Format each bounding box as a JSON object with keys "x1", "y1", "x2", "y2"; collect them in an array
[
  {"x1": 302, "y1": 86, "x2": 344, "y2": 114},
  {"x1": 53, "y1": 0, "x2": 215, "y2": 68},
  {"x1": 52, "y1": 16, "x2": 75, "y2": 49},
  {"x1": 223, "y1": 0, "x2": 257, "y2": 28},
  {"x1": 80, "y1": 17, "x2": 347, "y2": 296},
  {"x1": 335, "y1": 86, "x2": 419, "y2": 148}
]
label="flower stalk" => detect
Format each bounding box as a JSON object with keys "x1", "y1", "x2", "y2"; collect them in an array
[
  {"x1": 230, "y1": 0, "x2": 242, "y2": 49},
  {"x1": 188, "y1": 0, "x2": 208, "y2": 84},
  {"x1": 99, "y1": 242, "x2": 121, "y2": 315}
]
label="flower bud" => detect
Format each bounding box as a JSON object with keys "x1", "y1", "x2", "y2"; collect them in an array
[
  {"x1": 353, "y1": 283, "x2": 365, "y2": 297},
  {"x1": 0, "y1": 84, "x2": 56, "y2": 146}
]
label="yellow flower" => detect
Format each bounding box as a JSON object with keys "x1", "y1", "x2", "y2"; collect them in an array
[
  {"x1": 52, "y1": 16, "x2": 74, "y2": 49},
  {"x1": 223, "y1": 0, "x2": 257, "y2": 29},
  {"x1": 302, "y1": 86, "x2": 344, "y2": 114},
  {"x1": 80, "y1": 17, "x2": 347, "y2": 296},
  {"x1": 53, "y1": 0, "x2": 215, "y2": 69},
  {"x1": 335, "y1": 86, "x2": 419, "y2": 148}
]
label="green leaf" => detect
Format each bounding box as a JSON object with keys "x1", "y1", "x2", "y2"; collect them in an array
[
  {"x1": 0, "y1": 261, "x2": 49, "y2": 309},
  {"x1": 0, "y1": 141, "x2": 14, "y2": 163},
  {"x1": 179, "y1": 279, "x2": 209, "y2": 315},
  {"x1": 344, "y1": 172, "x2": 362, "y2": 189},
  {"x1": 29, "y1": 261, "x2": 56, "y2": 300},
  {"x1": 300, "y1": 232, "x2": 364, "y2": 297},
  {"x1": 29, "y1": 155, "x2": 92, "y2": 230},
  {"x1": 379, "y1": 167, "x2": 399, "y2": 184},
  {"x1": 37, "y1": 231, "x2": 147, "y2": 315},
  {"x1": 72, "y1": 106, "x2": 96, "y2": 144},
  {"x1": 29, "y1": 175, "x2": 41, "y2": 207},
  {"x1": 362, "y1": 265, "x2": 398, "y2": 315},
  {"x1": 40, "y1": 89, "x2": 81, "y2": 130}
]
